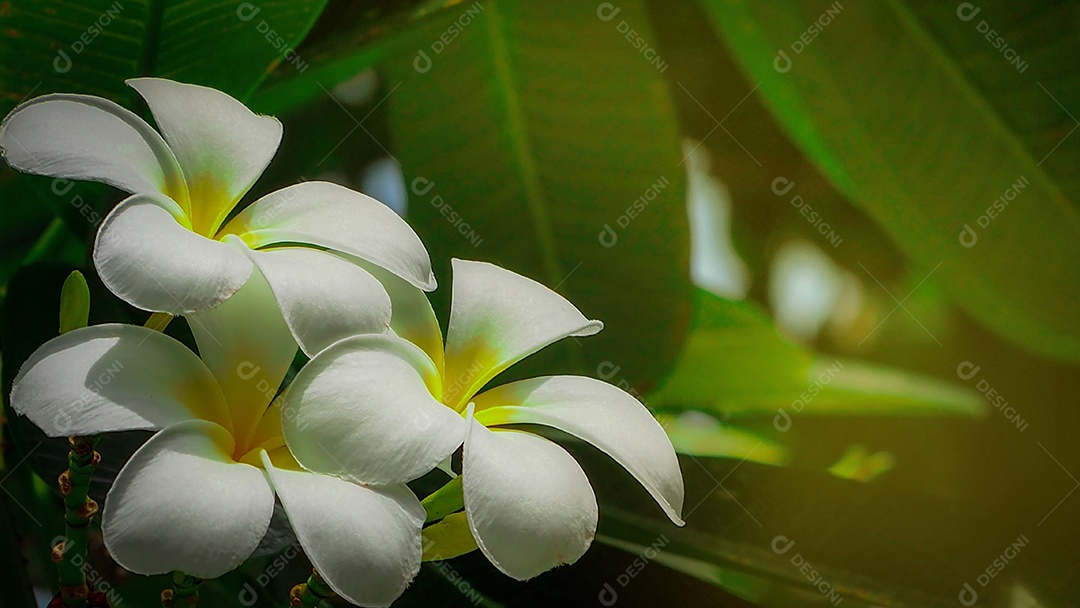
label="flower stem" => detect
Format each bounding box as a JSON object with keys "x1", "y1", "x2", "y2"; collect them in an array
[
  {"x1": 144, "y1": 312, "x2": 174, "y2": 332},
  {"x1": 53, "y1": 435, "x2": 101, "y2": 608},
  {"x1": 161, "y1": 572, "x2": 202, "y2": 607},
  {"x1": 290, "y1": 569, "x2": 335, "y2": 607}
]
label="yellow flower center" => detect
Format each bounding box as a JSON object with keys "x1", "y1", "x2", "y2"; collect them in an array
[{"x1": 184, "y1": 174, "x2": 236, "y2": 237}]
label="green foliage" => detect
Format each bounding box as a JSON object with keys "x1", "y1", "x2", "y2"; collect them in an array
[
  {"x1": 383, "y1": 0, "x2": 692, "y2": 388},
  {"x1": 58, "y1": 270, "x2": 90, "y2": 334},
  {"x1": 0, "y1": 0, "x2": 1077, "y2": 606},
  {"x1": 700, "y1": 0, "x2": 1080, "y2": 363},
  {"x1": 651, "y1": 289, "x2": 983, "y2": 418},
  {"x1": 0, "y1": 0, "x2": 327, "y2": 110}
]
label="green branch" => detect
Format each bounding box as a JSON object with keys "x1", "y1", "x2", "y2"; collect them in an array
[
  {"x1": 290, "y1": 569, "x2": 335, "y2": 607},
  {"x1": 53, "y1": 436, "x2": 101, "y2": 608},
  {"x1": 161, "y1": 572, "x2": 202, "y2": 607}
]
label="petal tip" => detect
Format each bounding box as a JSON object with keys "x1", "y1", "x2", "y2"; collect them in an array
[{"x1": 579, "y1": 319, "x2": 604, "y2": 336}]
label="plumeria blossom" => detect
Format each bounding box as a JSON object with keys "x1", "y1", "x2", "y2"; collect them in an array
[
  {"x1": 10, "y1": 270, "x2": 423, "y2": 607},
  {"x1": 281, "y1": 259, "x2": 686, "y2": 580},
  {"x1": 0, "y1": 78, "x2": 434, "y2": 356}
]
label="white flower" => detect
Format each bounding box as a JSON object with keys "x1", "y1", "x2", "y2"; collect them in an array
[
  {"x1": 281, "y1": 259, "x2": 686, "y2": 580},
  {"x1": 10, "y1": 272, "x2": 423, "y2": 607},
  {"x1": 0, "y1": 78, "x2": 434, "y2": 356}
]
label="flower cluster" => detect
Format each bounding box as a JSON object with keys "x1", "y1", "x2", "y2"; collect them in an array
[{"x1": 1, "y1": 79, "x2": 684, "y2": 606}]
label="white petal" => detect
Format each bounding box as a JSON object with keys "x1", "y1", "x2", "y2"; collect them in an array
[
  {"x1": 10, "y1": 324, "x2": 230, "y2": 437},
  {"x1": 220, "y1": 181, "x2": 435, "y2": 290},
  {"x1": 443, "y1": 260, "x2": 603, "y2": 409},
  {"x1": 103, "y1": 420, "x2": 274, "y2": 578},
  {"x1": 93, "y1": 194, "x2": 253, "y2": 314},
  {"x1": 282, "y1": 334, "x2": 465, "y2": 485},
  {"x1": 245, "y1": 247, "x2": 392, "y2": 357},
  {"x1": 187, "y1": 259, "x2": 296, "y2": 447},
  {"x1": 0, "y1": 93, "x2": 188, "y2": 206},
  {"x1": 128, "y1": 78, "x2": 281, "y2": 235},
  {"x1": 341, "y1": 254, "x2": 445, "y2": 376},
  {"x1": 473, "y1": 376, "x2": 684, "y2": 525},
  {"x1": 463, "y1": 419, "x2": 597, "y2": 580},
  {"x1": 261, "y1": 452, "x2": 424, "y2": 607}
]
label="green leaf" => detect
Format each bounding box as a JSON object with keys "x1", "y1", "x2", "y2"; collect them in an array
[
  {"x1": 700, "y1": 0, "x2": 1080, "y2": 362},
  {"x1": 384, "y1": 0, "x2": 691, "y2": 387},
  {"x1": 0, "y1": 0, "x2": 328, "y2": 113},
  {"x1": 58, "y1": 270, "x2": 90, "y2": 334},
  {"x1": 656, "y1": 412, "x2": 787, "y2": 465},
  {"x1": 591, "y1": 454, "x2": 1022, "y2": 607},
  {"x1": 421, "y1": 476, "x2": 463, "y2": 523},
  {"x1": 649, "y1": 290, "x2": 983, "y2": 418}
]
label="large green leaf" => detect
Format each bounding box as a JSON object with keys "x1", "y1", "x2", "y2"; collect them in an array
[
  {"x1": 700, "y1": 0, "x2": 1080, "y2": 363},
  {"x1": 590, "y1": 453, "x2": 1053, "y2": 607},
  {"x1": 383, "y1": 0, "x2": 691, "y2": 387},
  {"x1": 0, "y1": 0, "x2": 327, "y2": 110},
  {"x1": 650, "y1": 289, "x2": 983, "y2": 418},
  {"x1": 248, "y1": 1, "x2": 470, "y2": 115}
]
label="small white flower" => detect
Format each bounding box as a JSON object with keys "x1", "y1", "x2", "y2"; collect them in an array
[
  {"x1": 282, "y1": 259, "x2": 686, "y2": 580},
  {"x1": 0, "y1": 78, "x2": 435, "y2": 356},
  {"x1": 10, "y1": 273, "x2": 423, "y2": 607}
]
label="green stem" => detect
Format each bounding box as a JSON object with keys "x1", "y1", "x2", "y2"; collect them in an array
[
  {"x1": 161, "y1": 571, "x2": 202, "y2": 607},
  {"x1": 290, "y1": 569, "x2": 335, "y2": 607},
  {"x1": 54, "y1": 436, "x2": 101, "y2": 608}
]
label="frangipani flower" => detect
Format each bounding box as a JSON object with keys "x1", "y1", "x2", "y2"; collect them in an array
[
  {"x1": 10, "y1": 271, "x2": 423, "y2": 607},
  {"x1": 281, "y1": 259, "x2": 685, "y2": 580},
  {"x1": 0, "y1": 78, "x2": 434, "y2": 352}
]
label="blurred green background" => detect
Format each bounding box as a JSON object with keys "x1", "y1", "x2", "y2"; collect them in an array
[{"x1": 2, "y1": 0, "x2": 1079, "y2": 606}]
